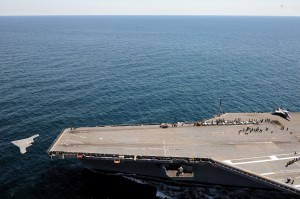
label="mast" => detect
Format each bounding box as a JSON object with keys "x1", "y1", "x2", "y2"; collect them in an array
[{"x1": 218, "y1": 97, "x2": 222, "y2": 116}]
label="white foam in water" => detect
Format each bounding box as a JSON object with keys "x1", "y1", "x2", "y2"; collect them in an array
[
  {"x1": 156, "y1": 190, "x2": 172, "y2": 199},
  {"x1": 11, "y1": 134, "x2": 39, "y2": 154},
  {"x1": 123, "y1": 175, "x2": 147, "y2": 184},
  {"x1": 120, "y1": 173, "x2": 292, "y2": 198}
]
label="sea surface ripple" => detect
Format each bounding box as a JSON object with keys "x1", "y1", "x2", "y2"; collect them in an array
[{"x1": 0, "y1": 16, "x2": 299, "y2": 198}]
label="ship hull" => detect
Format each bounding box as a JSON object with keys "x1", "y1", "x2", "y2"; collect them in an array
[{"x1": 80, "y1": 158, "x2": 275, "y2": 189}]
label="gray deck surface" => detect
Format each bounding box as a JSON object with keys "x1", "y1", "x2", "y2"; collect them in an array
[{"x1": 49, "y1": 112, "x2": 300, "y2": 190}]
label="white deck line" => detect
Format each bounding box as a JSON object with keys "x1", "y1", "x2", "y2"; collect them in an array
[
  {"x1": 270, "y1": 155, "x2": 278, "y2": 160},
  {"x1": 261, "y1": 172, "x2": 275, "y2": 176},
  {"x1": 163, "y1": 140, "x2": 166, "y2": 156},
  {"x1": 223, "y1": 153, "x2": 295, "y2": 161},
  {"x1": 231, "y1": 156, "x2": 300, "y2": 165},
  {"x1": 69, "y1": 134, "x2": 87, "y2": 139},
  {"x1": 223, "y1": 160, "x2": 233, "y2": 164}
]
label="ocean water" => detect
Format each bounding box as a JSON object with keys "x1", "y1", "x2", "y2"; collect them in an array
[{"x1": 0, "y1": 16, "x2": 300, "y2": 198}]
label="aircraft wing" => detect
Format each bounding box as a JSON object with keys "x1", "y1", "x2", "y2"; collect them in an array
[{"x1": 11, "y1": 134, "x2": 39, "y2": 154}]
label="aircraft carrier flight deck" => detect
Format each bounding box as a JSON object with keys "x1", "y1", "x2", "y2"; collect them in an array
[{"x1": 48, "y1": 112, "x2": 300, "y2": 195}]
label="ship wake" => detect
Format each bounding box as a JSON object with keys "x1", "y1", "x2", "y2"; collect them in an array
[{"x1": 122, "y1": 174, "x2": 298, "y2": 199}]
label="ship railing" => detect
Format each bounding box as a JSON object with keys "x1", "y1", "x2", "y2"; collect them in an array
[{"x1": 49, "y1": 151, "x2": 203, "y2": 163}]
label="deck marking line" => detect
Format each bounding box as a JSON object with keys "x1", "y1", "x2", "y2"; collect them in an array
[
  {"x1": 223, "y1": 160, "x2": 233, "y2": 164},
  {"x1": 226, "y1": 152, "x2": 294, "y2": 161},
  {"x1": 232, "y1": 156, "x2": 300, "y2": 165},
  {"x1": 69, "y1": 134, "x2": 87, "y2": 139},
  {"x1": 163, "y1": 140, "x2": 167, "y2": 156},
  {"x1": 261, "y1": 172, "x2": 275, "y2": 176},
  {"x1": 270, "y1": 156, "x2": 278, "y2": 160}
]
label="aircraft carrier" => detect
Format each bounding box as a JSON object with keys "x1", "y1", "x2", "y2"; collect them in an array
[{"x1": 48, "y1": 112, "x2": 300, "y2": 195}]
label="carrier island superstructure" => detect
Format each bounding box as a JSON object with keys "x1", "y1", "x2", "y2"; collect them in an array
[{"x1": 48, "y1": 112, "x2": 300, "y2": 195}]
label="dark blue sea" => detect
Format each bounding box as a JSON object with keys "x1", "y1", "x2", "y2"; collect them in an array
[{"x1": 0, "y1": 16, "x2": 300, "y2": 199}]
